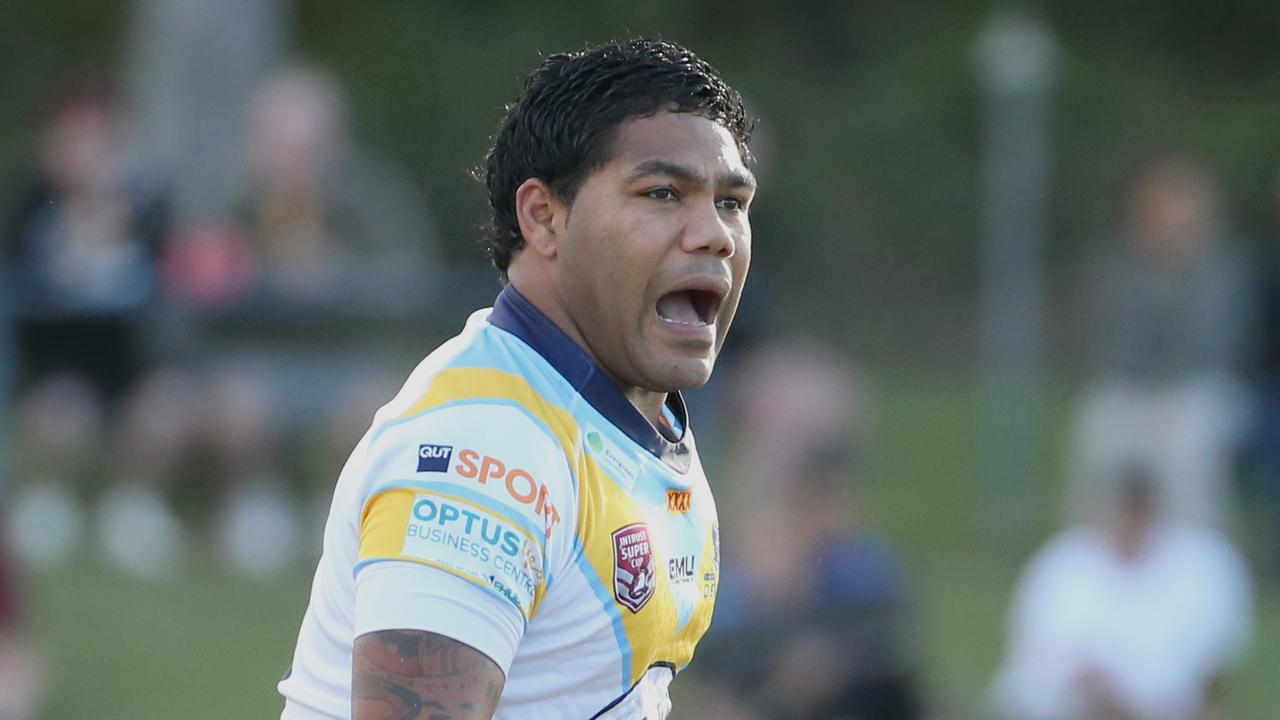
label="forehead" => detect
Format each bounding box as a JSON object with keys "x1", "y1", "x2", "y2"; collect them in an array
[{"x1": 603, "y1": 112, "x2": 749, "y2": 179}]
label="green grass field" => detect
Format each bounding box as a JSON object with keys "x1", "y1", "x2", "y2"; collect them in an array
[{"x1": 23, "y1": 373, "x2": 1280, "y2": 718}]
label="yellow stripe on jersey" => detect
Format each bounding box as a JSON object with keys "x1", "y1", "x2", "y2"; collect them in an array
[
  {"x1": 359, "y1": 487, "x2": 417, "y2": 559},
  {"x1": 578, "y1": 456, "x2": 696, "y2": 685},
  {"x1": 398, "y1": 367, "x2": 581, "y2": 466}
]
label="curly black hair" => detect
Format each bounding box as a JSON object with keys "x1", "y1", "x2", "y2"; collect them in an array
[{"x1": 479, "y1": 38, "x2": 753, "y2": 278}]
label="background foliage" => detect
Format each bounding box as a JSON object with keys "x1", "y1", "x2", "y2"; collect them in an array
[{"x1": 5, "y1": 1, "x2": 1280, "y2": 366}]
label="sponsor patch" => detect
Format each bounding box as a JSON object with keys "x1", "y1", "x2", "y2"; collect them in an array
[
  {"x1": 453, "y1": 449, "x2": 561, "y2": 538},
  {"x1": 703, "y1": 571, "x2": 718, "y2": 598},
  {"x1": 401, "y1": 492, "x2": 542, "y2": 613},
  {"x1": 666, "y1": 488, "x2": 692, "y2": 514},
  {"x1": 667, "y1": 553, "x2": 696, "y2": 584},
  {"x1": 612, "y1": 522, "x2": 656, "y2": 613},
  {"x1": 417, "y1": 444, "x2": 453, "y2": 472},
  {"x1": 585, "y1": 429, "x2": 640, "y2": 486}
]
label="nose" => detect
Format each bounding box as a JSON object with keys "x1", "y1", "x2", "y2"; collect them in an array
[{"x1": 682, "y1": 200, "x2": 736, "y2": 258}]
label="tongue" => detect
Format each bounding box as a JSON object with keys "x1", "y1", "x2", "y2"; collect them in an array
[{"x1": 657, "y1": 292, "x2": 703, "y2": 325}]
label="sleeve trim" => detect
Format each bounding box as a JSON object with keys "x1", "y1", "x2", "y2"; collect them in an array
[{"x1": 355, "y1": 556, "x2": 530, "y2": 629}]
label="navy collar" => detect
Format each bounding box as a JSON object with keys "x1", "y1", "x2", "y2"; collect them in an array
[{"x1": 488, "y1": 284, "x2": 693, "y2": 473}]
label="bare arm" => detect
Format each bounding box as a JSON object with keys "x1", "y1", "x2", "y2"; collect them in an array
[{"x1": 352, "y1": 630, "x2": 505, "y2": 720}]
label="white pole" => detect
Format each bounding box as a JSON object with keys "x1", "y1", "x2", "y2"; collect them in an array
[{"x1": 975, "y1": 6, "x2": 1056, "y2": 552}]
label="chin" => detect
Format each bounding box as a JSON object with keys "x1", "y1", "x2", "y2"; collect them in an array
[{"x1": 652, "y1": 356, "x2": 715, "y2": 391}]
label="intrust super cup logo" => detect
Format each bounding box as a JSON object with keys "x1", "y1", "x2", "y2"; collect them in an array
[{"x1": 612, "y1": 523, "x2": 656, "y2": 613}]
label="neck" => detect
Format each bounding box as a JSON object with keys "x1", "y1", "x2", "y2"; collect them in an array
[
  {"x1": 506, "y1": 274, "x2": 669, "y2": 427},
  {"x1": 625, "y1": 387, "x2": 668, "y2": 428}
]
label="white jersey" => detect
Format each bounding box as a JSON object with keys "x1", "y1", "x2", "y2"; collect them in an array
[{"x1": 279, "y1": 285, "x2": 721, "y2": 719}]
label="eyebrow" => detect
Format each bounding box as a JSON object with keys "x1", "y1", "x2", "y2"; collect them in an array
[{"x1": 626, "y1": 159, "x2": 757, "y2": 191}]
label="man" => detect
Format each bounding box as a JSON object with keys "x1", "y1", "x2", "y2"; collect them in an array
[{"x1": 279, "y1": 38, "x2": 755, "y2": 719}]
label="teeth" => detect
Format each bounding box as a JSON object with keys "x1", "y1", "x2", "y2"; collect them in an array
[{"x1": 661, "y1": 316, "x2": 708, "y2": 327}]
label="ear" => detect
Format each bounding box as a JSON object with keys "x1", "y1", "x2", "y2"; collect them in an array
[{"x1": 515, "y1": 178, "x2": 565, "y2": 261}]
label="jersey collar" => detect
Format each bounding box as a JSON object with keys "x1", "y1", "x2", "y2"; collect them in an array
[{"x1": 488, "y1": 284, "x2": 693, "y2": 473}]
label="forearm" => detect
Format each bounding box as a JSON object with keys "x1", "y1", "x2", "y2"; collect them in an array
[{"x1": 352, "y1": 629, "x2": 504, "y2": 720}]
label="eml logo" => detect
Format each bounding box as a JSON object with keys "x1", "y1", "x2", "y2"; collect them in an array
[
  {"x1": 417, "y1": 444, "x2": 453, "y2": 472},
  {"x1": 666, "y1": 489, "x2": 692, "y2": 514},
  {"x1": 668, "y1": 554, "x2": 696, "y2": 584}
]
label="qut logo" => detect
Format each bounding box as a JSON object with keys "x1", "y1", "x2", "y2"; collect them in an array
[{"x1": 418, "y1": 444, "x2": 454, "y2": 472}]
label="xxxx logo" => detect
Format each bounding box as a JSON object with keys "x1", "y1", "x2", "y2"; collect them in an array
[{"x1": 666, "y1": 489, "x2": 692, "y2": 514}]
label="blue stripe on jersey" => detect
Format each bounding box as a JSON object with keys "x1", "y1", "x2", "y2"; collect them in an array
[
  {"x1": 350, "y1": 556, "x2": 532, "y2": 631},
  {"x1": 572, "y1": 536, "x2": 633, "y2": 693},
  {"x1": 364, "y1": 478, "x2": 548, "y2": 545}
]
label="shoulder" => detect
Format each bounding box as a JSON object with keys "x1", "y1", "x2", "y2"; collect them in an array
[
  {"x1": 354, "y1": 318, "x2": 584, "y2": 537},
  {"x1": 1016, "y1": 527, "x2": 1107, "y2": 592},
  {"x1": 1158, "y1": 525, "x2": 1251, "y2": 585},
  {"x1": 361, "y1": 379, "x2": 580, "y2": 530},
  {"x1": 352, "y1": 333, "x2": 584, "y2": 619},
  {"x1": 386, "y1": 315, "x2": 580, "y2": 441}
]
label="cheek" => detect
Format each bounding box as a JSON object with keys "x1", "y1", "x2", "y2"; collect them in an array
[
  {"x1": 731, "y1": 233, "x2": 752, "y2": 282},
  {"x1": 736, "y1": 235, "x2": 752, "y2": 270}
]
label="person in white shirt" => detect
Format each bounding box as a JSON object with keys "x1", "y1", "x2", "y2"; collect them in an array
[{"x1": 989, "y1": 467, "x2": 1253, "y2": 720}]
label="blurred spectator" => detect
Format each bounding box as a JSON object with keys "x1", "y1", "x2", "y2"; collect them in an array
[
  {"x1": 989, "y1": 466, "x2": 1253, "y2": 720},
  {"x1": 2, "y1": 76, "x2": 193, "y2": 579},
  {"x1": 162, "y1": 63, "x2": 440, "y2": 576},
  {"x1": 0, "y1": 535, "x2": 43, "y2": 720},
  {"x1": 687, "y1": 340, "x2": 924, "y2": 720},
  {"x1": 124, "y1": 0, "x2": 289, "y2": 222},
  {"x1": 1066, "y1": 155, "x2": 1254, "y2": 531},
  {"x1": 1246, "y1": 167, "x2": 1280, "y2": 572}
]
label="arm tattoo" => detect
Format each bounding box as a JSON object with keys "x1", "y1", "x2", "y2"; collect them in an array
[{"x1": 353, "y1": 630, "x2": 505, "y2": 720}]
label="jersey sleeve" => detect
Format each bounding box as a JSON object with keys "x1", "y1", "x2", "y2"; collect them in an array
[{"x1": 352, "y1": 400, "x2": 577, "y2": 671}]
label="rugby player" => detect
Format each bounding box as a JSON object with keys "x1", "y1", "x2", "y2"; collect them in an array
[{"x1": 278, "y1": 38, "x2": 755, "y2": 719}]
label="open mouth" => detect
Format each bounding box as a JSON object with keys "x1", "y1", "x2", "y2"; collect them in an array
[{"x1": 656, "y1": 289, "x2": 722, "y2": 327}]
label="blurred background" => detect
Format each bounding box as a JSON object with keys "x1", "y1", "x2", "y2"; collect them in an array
[{"x1": 1, "y1": 1, "x2": 1279, "y2": 718}]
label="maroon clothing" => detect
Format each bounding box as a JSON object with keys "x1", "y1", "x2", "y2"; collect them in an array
[{"x1": 0, "y1": 539, "x2": 21, "y2": 626}]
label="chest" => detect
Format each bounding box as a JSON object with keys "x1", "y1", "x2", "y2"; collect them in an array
[{"x1": 573, "y1": 432, "x2": 720, "y2": 682}]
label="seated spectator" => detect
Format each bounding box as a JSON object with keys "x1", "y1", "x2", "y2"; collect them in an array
[
  {"x1": 3, "y1": 76, "x2": 192, "y2": 579},
  {"x1": 688, "y1": 340, "x2": 923, "y2": 720},
  {"x1": 1067, "y1": 154, "x2": 1253, "y2": 531},
  {"x1": 989, "y1": 467, "x2": 1253, "y2": 720},
  {"x1": 161, "y1": 63, "x2": 439, "y2": 576}
]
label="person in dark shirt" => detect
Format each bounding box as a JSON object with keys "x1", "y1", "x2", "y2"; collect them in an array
[
  {"x1": 690, "y1": 341, "x2": 924, "y2": 720},
  {"x1": 3, "y1": 76, "x2": 192, "y2": 578}
]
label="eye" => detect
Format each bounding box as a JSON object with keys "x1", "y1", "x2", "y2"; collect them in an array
[
  {"x1": 647, "y1": 187, "x2": 679, "y2": 202},
  {"x1": 716, "y1": 196, "x2": 747, "y2": 212}
]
